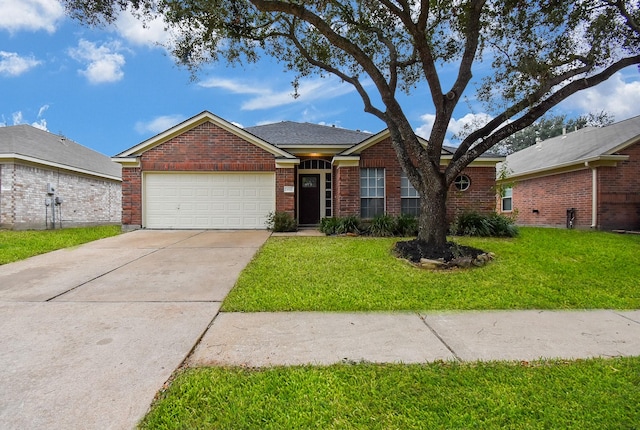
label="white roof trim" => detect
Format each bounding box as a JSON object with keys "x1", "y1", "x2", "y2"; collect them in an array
[
  {"x1": 1, "y1": 153, "x2": 122, "y2": 182},
  {"x1": 499, "y1": 154, "x2": 629, "y2": 182},
  {"x1": 115, "y1": 111, "x2": 296, "y2": 160},
  {"x1": 339, "y1": 129, "x2": 452, "y2": 156}
]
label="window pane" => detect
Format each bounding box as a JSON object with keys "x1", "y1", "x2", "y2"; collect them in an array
[
  {"x1": 401, "y1": 198, "x2": 420, "y2": 217},
  {"x1": 502, "y1": 197, "x2": 512, "y2": 212},
  {"x1": 401, "y1": 171, "x2": 419, "y2": 197},
  {"x1": 360, "y1": 168, "x2": 385, "y2": 218},
  {"x1": 361, "y1": 198, "x2": 384, "y2": 218}
]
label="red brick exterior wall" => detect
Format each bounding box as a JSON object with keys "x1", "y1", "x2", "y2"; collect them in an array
[
  {"x1": 355, "y1": 137, "x2": 497, "y2": 222},
  {"x1": 334, "y1": 165, "x2": 360, "y2": 216},
  {"x1": 506, "y1": 170, "x2": 593, "y2": 228},
  {"x1": 121, "y1": 121, "x2": 281, "y2": 227},
  {"x1": 503, "y1": 141, "x2": 640, "y2": 230},
  {"x1": 598, "y1": 142, "x2": 640, "y2": 230},
  {"x1": 139, "y1": 122, "x2": 275, "y2": 171},
  {"x1": 276, "y1": 168, "x2": 296, "y2": 217},
  {"x1": 122, "y1": 167, "x2": 142, "y2": 226},
  {"x1": 121, "y1": 123, "x2": 499, "y2": 227}
]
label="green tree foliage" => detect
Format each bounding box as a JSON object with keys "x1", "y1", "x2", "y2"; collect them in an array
[
  {"x1": 63, "y1": 0, "x2": 640, "y2": 247},
  {"x1": 495, "y1": 111, "x2": 615, "y2": 155}
]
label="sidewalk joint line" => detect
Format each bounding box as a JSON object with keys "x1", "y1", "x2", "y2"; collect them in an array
[
  {"x1": 419, "y1": 313, "x2": 462, "y2": 362},
  {"x1": 613, "y1": 311, "x2": 640, "y2": 326}
]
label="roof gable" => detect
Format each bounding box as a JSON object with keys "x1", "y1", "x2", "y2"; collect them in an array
[
  {"x1": 339, "y1": 129, "x2": 507, "y2": 158},
  {"x1": 115, "y1": 111, "x2": 295, "y2": 160},
  {"x1": 504, "y1": 115, "x2": 640, "y2": 178},
  {"x1": 0, "y1": 125, "x2": 121, "y2": 180}
]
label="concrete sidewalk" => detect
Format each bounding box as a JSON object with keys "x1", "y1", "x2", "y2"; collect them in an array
[{"x1": 189, "y1": 310, "x2": 640, "y2": 367}]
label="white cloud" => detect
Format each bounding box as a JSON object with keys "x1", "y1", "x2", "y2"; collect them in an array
[
  {"x1": 199, "y1": 77, "x2": 267, "y2": 95},
  {"x1": 135, "y1": 114, "x2": 186, "y2": 134},
  {"x1": 0, "y1": 51, "x2": 41, "y2": 76},
  {"x1": 562, "y1": 71, "x2": 640, "y2": 121},
  {"x1": 37, "y1": 104, "x2": 49, "y2": 118},
  {"x1": 415, "y1": 112, "x2": 493, "y2": 145},
  {"x1": 68, "y1": 39, "x2": 126, "y2": 84},
  {"x1": 199, "y1": 75, "x2": 356, "y2": 110},
  {"x1": 114, "y1": 9, "x2": 175, "y2": 48},
  {"x1": 1, "y1": 109, "x2": 49, "y2": 131},
  {"x1": 31, "y1": 118, "x2": 47, "y2": 130},
  {"x1": 0, "y1": 0, "x2": 64, "y2": 33},
  {"x1": 12, "y1": 111, "x2": 23, "y2": 125},
  {"x1": 415, "y1": 113, "x2": 436, "y2": 139},
  {"x1": 416, "y1": 112, "x2": 494, "y2": 137}
]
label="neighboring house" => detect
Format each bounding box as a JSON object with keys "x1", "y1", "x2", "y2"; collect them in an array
[
  {"x1": 496, "y1": 115, "x2": 640, "y2": 230},
  {"x1": 112, "y1": 111, "x2": 503, "y2": 230},
  {"x1": 0, "y1": 125, "x2": 122, "y2": 230}
]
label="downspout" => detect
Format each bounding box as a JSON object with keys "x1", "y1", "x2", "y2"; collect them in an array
[{"x1": 586, "y1": 161, "x2": 597, "y2": 228}]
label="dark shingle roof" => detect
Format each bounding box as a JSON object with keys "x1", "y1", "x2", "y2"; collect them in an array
[
  {"x1": 245, "y1": 121, "x2": 372, "y2": 146},
  {"x1": 0, "y1": 125, "x2": 121, "y2": 179},
  {"x1": 504, "y1": 115, "x2": 640, "y2": 177}
]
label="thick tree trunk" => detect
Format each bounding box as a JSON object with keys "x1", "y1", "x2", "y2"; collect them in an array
[{"x1": 416, "y1": 175, "x2": 448, "y2": 247}]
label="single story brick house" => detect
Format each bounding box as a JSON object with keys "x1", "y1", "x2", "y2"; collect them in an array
[
  {"x1": 0, "y1": 125, "x2": 122, "y2": 230},
  {"x1": 112, "y1": 111, "x2": 503, "y2": 230},
  {"x1": 496, "y1": 115, "x2": 640, "y2": 230}
]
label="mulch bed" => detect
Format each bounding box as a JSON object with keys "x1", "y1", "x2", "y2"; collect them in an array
[{"x1": 393, "y1": 239, "x2": 486, "y2": 263}]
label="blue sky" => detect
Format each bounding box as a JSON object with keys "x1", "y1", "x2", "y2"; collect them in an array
[{"x1": 2, "y1": 1, "x2": 640, "y2": 157}]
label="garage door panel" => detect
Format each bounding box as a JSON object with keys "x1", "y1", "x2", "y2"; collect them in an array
[{"x1": 144, "y1": 173, "x2": 275, "y2": 229}]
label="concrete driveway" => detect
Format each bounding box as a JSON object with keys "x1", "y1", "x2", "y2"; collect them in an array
[{"x1": 0, "y1": 230, "x2": 270, "y2": 430}]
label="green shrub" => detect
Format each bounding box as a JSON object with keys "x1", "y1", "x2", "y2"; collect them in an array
[
  {"x1": 319, "y1": 217, "x2": 340, "y2": 235},
  {"x1": 320, "y1": 216, "x2": 363, "y2": 235},
  {"x1": 451, "y1": 211, "x2": 518, "y2": 237},
  {"x1": 335, "y1": 215, "x2": 362, "y2": 235},
  {"x1": 265, "y1": 211, "x2": 298, "y2": 232},
  {"x1": 395, "y1": 213, "x2": 418, "y2": 237},
  {"x1": 487, "y1": 212, "x2": 520, "y2": 237},
  {"x1": 369, "y1": 214, "x2": 396, "y2": 237}
]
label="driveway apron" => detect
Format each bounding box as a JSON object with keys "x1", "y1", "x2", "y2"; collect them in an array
[{"x1": 0, "y1": 230, "x2": 270, "y2": 430}]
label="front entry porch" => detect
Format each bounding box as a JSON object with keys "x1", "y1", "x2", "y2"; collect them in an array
[{"x1": 297, "y1": 159, "x2": 333, "y2": 226}]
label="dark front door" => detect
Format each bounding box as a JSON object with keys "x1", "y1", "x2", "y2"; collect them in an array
[{"x1": 299, "y1": 174, "x2": 321, "y2": 225}]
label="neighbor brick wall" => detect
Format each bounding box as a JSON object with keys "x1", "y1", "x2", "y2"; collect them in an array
[
  {"x1": 504, "y1": 142, "x2": 640, "y2": 230},
  {"x1": 357, "y1": 137, "x2": 497, "y2": 222},
  {"x1": 0, "y1": 162, "x2": 121, "y2": 230},
  {"x1": 507, "y1": 169, "x2": 593, "y2": 228},
  {"x1": 0, "y1": 163, "x2": 16, "y2": 228},
  {"x1": 598, "y1": 142, "x2": 640, "y2": 230}
]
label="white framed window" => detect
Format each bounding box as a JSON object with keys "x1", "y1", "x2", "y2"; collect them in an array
[
  {"x1": 400, "y1": 172, "x2": 420, "y2": 217},
  {"x1": 360, "y1": 168, "x2": 385, "y2": 218},
  {"x1": 501, "y1": 187, "x2": 513, "y2": 212},
  {"x1": 454, "y1": 174, "x2": 471, "y2": 191}
]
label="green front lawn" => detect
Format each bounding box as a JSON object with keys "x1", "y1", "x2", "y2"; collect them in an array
[
  {"x1": 0, "y1": 225, "x2": 121, "y2": 264},
  {"x1": 224, "y1": 228, "x2": 640, "y2": 311},
  {"x1": 140, "y1": 357, "x2": 640, "y2": 429}
]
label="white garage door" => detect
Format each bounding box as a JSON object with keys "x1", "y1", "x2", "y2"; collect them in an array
[{"x1": 144, "y1": 172, "x2": 275, "y2": 229}]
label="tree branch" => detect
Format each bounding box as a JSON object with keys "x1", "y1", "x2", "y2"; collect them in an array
[{"x1": 445, "y1": 53, "x2": 640, "y2": 182}]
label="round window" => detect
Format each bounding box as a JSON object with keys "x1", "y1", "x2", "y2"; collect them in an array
[{"x1": 454, "y1": 175, "x2": 471, "y2": 191}]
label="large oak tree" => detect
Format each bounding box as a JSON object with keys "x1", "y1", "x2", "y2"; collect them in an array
[{"x1": 65, "y1": 0, "x2": 640, "y2": 247}]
